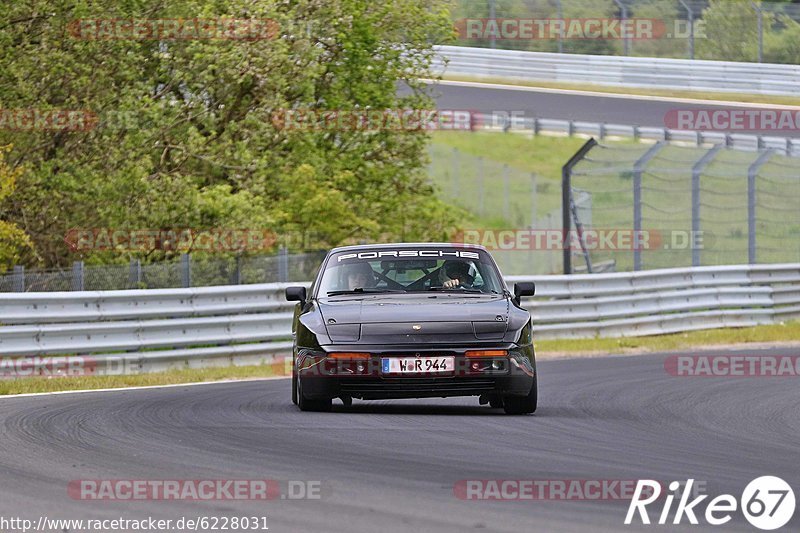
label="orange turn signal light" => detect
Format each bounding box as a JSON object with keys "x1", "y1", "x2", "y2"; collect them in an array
[
  {"x1": 465, "y1": 350, "x2": 508, "y2": 358},
  {"x1": 327, "y1": 352, "x2": 371, "y2": 360}
]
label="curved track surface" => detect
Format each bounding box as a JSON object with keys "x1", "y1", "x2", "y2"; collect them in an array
[
  {"x1": 1, "y1": 347, "x2": 799, "y2": 532},
  {"x1": 429, "y1": 81, "x2": 800, "y2": 138}
]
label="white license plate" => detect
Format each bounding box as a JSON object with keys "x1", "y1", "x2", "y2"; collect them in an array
[{"x1": 381, "y1": 357, "x2": 454, "y2": 374}]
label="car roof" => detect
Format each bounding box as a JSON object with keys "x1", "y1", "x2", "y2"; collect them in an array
[{"x1": 328, "y1": 242, "x2": 488, "y2": 253}]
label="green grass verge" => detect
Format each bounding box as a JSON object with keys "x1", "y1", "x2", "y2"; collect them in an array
[
  {"x1": 0, "y1": 363, "x2": 281, "y2": 396},
  {"x1": 440, "y1": 74, "x2": 800, "y2": 107},
  {"x1": 535, "y1": 320, "x2": 800, "y2": 358}
]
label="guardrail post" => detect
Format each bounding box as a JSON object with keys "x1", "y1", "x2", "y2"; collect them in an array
[
  {"x1": 568, "y1": 121, "x2": 575, "y2": 137},
  {"x1": 278, "y1": 246, "x2": 289, "y2": 282},
  {"x1": 562, "y1": 138, "x2": 598, "y2": 274},
  {"x1": 72, "y1": 261, "x2": 84, "y2": 291},
  {"x1": 633, "y1": 142, "x2": 665, "y2": 271},
  {"x1": 692, "y1": 145, "x2": 723, "y2": 267},
  {"x1": 748, "y1": 150, "x2": 774, "y2": 264},
  {"x1": 12, "y1": 265, "x2": 24, "y2": 292},
  {"x1": 533, "y1": 117, "x2": 540, "y2": 136},
  {"x1": 180, "y1": 254, "x2": 191, "y2": 288}
]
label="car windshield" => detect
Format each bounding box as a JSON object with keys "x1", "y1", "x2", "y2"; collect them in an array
[{"x1": 317, "y1": 249, "x2": 505, "y2": 296}]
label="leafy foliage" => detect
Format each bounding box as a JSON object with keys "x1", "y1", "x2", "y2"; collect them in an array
[{"x1": 0, "y1": 0, "x2": 458, "y2": 268}]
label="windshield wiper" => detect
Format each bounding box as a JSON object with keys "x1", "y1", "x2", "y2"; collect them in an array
[
  {"x1": 326, "y1": 288, "x2": 405, "y2": 296},
  {"x1": 426, "y1": 287, "x2": 484, "y2": 293}
]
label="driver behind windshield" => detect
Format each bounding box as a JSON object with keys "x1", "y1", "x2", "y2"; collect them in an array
[
  {"x1": 344, "y1": 262, "x2": 377, "y2": 290},
  {"x1": 438, "y1": 260, "x2": 474, "y2": 289}
]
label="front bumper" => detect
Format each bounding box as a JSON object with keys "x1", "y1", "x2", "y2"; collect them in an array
[{"x1": 296, "y1": 347, "x2": 535, "y2": 400}]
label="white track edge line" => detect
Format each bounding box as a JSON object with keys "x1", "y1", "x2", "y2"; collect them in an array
[{"x1": 0, "y1": 375, "x2": 291, "y2": 400}]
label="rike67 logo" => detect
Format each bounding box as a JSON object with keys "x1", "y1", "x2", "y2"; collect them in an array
[{"x1": 626, "y1": 477, "x2": 796, "y2": 530}]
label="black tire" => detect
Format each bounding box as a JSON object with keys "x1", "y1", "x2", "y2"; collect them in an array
[
  {"x1": 489, "y1": 396, "x2": 503, "y2": 409},
  {"x1": 503, "y1": 375, "x2": 537, "y2": 415},
  {"x1": 291, "y1": 367, "x2": 299, "y2": 406},
  {"x1": 297, "y1": 376, "x2": 332, "y2": 412}
]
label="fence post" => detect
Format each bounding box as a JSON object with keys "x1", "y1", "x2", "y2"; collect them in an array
[
  {"x1": 180, "y1": 253, "x2": 191, "y2": 288},
  {"x1": 678, "y1": 0, "x2": 695, "y2": 59},
  {"x1": 12, "y1": 265, "x2": 25, "y2": 292},
  {"x1": 752, "y1": 2, "x2": 763, "y2": 63},
  {"x1": 530, "y1": 173, "x2": 538, "y2": 228},
  {"x1": 554, "y1": 0, "x2": 564, "y2": 53},
  {"x1": 234, "y1": 254, "x2": 243, "y2": 285},
  {"x1": 128, "y1": 258, "x2": 142, "y2": 287},
  {"x1": 748, "y1": 150, "x2": 774, "y2": 264},
  {"x1": 488, "y1": 0, "x2": 496, "y2": 49},
  {"x1": 503, "y1": 164, "x2": 510, "y2": 217},
  {"x1": 72, "y1": 261, "x2": 84, "y2": 291},
  {"x1": 692, "y1": 145, "x2": 723, "y2": 267},
  {"x1": 278, "y1": 246, "x2": 289, "y2": 283},
  {"x1": 562, "y1": 138, "x2": 598, "y2": 274},
  {"x1": 613, "y1": 0, "x2": 631, "y2": 56},
  {"x1": 451, "y1": 147, "x2": 459, "y2": 199},
  {"x1": 632, "y1": 142, "x2": 665, "y2": 271},
  {"x1": 477, "y1": 156, "x2": 485, "y2": 217}
]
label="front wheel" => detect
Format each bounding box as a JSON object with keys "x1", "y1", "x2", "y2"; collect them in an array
[{"x1": 503, "y1": 375, "x2": 537, "y2": 415}]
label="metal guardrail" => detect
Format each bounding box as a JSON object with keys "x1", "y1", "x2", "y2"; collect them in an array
[
  {"x1": 471, "y1": 112, "x2": 800, "y2": 157},
  {"x1": 1, "y1": 264, "x2": 798, "y2": 375},
  {"x1": 434, "y1": 45, "x2": 800, "y2": 97}
]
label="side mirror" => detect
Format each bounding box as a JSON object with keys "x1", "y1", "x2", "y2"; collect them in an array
[
  {"x1": 513, "y1": 282, "x2": 535, "y2": 304},
  {"x1": 285, "y1": 286, "x2": 307, "y2": 304}
]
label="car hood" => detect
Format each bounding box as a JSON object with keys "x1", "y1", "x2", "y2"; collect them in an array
[{"x1": 317, "y1": 295, "x2": 510, "y2": 343}]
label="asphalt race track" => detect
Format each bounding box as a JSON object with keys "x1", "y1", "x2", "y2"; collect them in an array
[
  {"x1": 428, "y1": 81, "x2": 800, "y2": 138},
  {"x1": 1, "y1": 347, "x2": 798, "y2": 532}
]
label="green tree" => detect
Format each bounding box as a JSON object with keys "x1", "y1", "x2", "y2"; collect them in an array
[
  {"x1": 0, "y1": 0, "x2": 458, "y2": 267},
  {"x1": 698, "y1": 0, "x2": 765, "y2": 61},
  {"x1": 0, "y1": 145, "x2": 34, "y2": 269}
]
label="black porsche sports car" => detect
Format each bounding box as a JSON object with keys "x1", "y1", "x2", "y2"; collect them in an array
[{"x1": 285, "y1": 243, "x2": 537, "y2": 414}]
